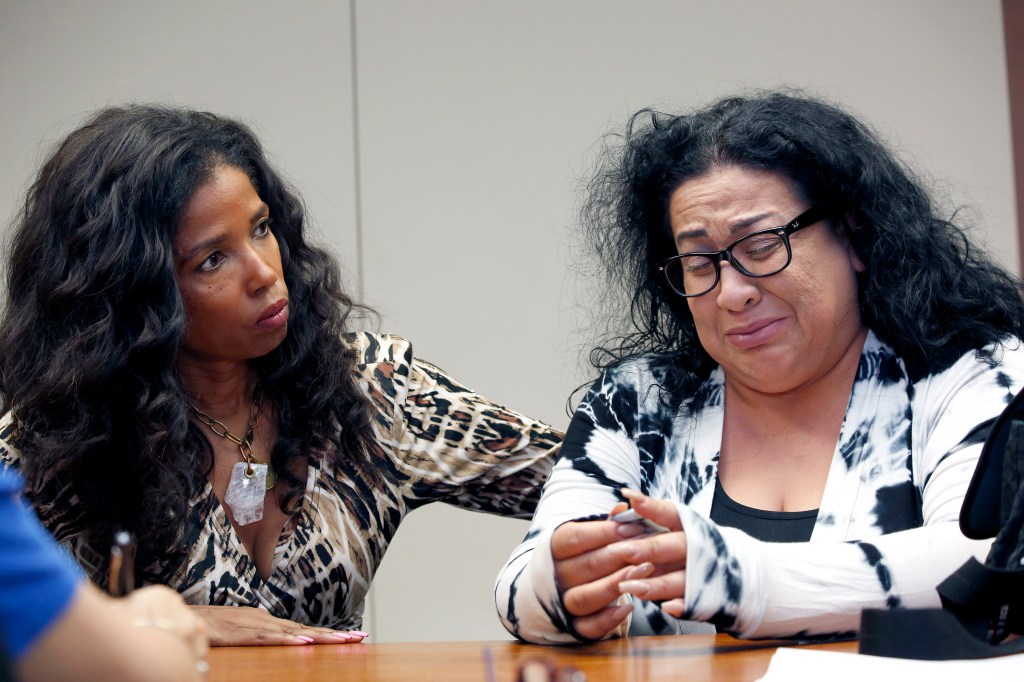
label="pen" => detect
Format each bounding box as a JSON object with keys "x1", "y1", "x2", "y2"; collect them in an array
[
  {"x1": 108, "y1": 529, "x2": 136, "y2": 596},
  {"x1": 608, "y1": 507, "x2": 670, "y2": 535}
]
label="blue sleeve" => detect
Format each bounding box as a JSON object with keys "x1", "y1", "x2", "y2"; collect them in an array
[{"x1": 0, "y1": 468, "x2": 83, "y2": 660}]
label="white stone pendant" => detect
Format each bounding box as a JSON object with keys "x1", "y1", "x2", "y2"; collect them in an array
[{"x1": 224, "y1": 462, "x2": 267, "y2": 526}]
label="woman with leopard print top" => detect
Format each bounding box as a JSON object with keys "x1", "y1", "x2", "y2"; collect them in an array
[{"x1": 0, "y1": 105, "x2": 561, "y2": 646}]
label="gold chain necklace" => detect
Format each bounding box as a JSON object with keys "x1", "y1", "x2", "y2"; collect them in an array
[{"x1": 189, "y1": 384, "x2": 277, "y2": 490}]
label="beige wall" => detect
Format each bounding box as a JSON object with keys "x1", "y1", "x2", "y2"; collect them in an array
[{"x1": 1, "y1": 0, "x2": 1016, "y2": 642}]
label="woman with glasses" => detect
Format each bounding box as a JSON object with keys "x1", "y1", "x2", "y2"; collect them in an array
[{"x1": 496, "y1": 90, "x2": 1024, "y2": 643}]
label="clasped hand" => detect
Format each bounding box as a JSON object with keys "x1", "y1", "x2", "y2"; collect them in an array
[{"x1": 551, "y1": 489, "x2": 687, "y2": 640}]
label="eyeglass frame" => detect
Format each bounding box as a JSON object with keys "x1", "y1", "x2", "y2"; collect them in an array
[{"x1": 656, "y1": 205, "x2": 834, "y2": 298}]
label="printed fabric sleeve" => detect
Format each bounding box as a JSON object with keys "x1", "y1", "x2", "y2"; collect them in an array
[
  {"x1": 354, "y1": 332, "x2": 563, "y2": 518},
  {"x1": 0, "y1": 413, "x2": 94, "y2": 558},
  {"x1": 495, "y1": 372, "x2": 644, "y2": 644},
  {"x1": 676, "y1": 510, "x2": 988, "y2": 637},
  {"x1": 0, "y1": 467, "x2": 83, "y2": 660},
  {"x1": 0, "y1": 413, "x2": 21, "y2": 471},
  {"x1": 680, "y1": 341, "x2": 1024, "y2": 638},
  {"x1": 497, "y1": 340, "x2": 1024, "y2": 642}
]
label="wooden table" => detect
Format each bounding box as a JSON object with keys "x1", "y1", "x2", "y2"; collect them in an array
[{"x1": 206, "y1": 634, "x2": 858, "y2": 681}]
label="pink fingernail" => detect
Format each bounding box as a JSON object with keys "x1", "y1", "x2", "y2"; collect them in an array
[
  {"x1": 349, "y1": 631, "x2": 369, "y2": 637},
  {"x1": 611, "y1": 603, "x2": 633, "y2": 619},
  {"x1": 616, "y1": 523, "x2": 645, "y2": 538},
  {"x1": 626, "y1": 562, "x2": 654, "y2": 579},
  {"x1": 619, "y1": 580, "x2": 650, "y2": 596},
  {"x1": 608, "y1": 542, "x2": 638, "y2": 558},
  {"x1": 296, "y1": 635, "x2": 315, "y2": 643},
  {"x1": 332, "y1": 632, "x2": 354, "y2": 640}
]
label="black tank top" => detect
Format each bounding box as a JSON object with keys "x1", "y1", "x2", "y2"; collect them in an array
[{"x1": 709, "y1": 478, "x2": 818, "y2": 542}]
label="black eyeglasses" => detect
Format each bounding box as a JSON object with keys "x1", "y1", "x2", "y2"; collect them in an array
[{"x1": 656, "y1": 205, "x2": 832, "y2": 297}]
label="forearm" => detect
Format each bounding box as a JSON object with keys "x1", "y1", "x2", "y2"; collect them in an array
[
  {"x1": 679, "y1": 507, "x2": 991, "y2": 638},
  {"x1": 496, "y1": 527, "x2": 632, "y2": 645},
  {"x1": 754, "y1": 523, "x2": 989, "y2": 637},
  {"x1": 496, "y1": 451, "x2": 633, "y2": 643},
  {"x1": 18, "y1": 584, "x2": 202, "y2": 682}
]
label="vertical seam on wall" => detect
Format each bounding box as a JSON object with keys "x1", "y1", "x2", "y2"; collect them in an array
[
  {"x1": 350, "y1": 0, "x2": 376, "y2": 640},
  {"x1": 1005, "y1": 0, "x2": 1024, "y2": 275},
  {"x1": 350, "y1": 0, "x2": 366, "y2": 302}
]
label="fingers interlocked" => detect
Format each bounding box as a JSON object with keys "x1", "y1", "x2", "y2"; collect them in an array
[{"x1": 550, "y1": 497, "x2": 689, "y2": 640}]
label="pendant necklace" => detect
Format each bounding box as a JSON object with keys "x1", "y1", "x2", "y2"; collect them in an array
[{"x1": 189, "y1": 384, "x2": 276, "y2": 525}]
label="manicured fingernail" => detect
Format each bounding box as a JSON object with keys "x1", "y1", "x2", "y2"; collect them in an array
[
  {"x1": 616, "y1": 523, "x2": 645, "y2": 538},
  {"x1": 349, "y1": 631, "x2": 369, "y2": 637},
  {"x1": 332, "y1": 632, "x2": 354, "y2": 640},
  {"x1": 608, "y1": 542, "x2": 638, "y2": 558},
  {"x1": 611, "y1": 603, "x2": 633, "y2": 619},
  {"x1": 619, "y1": 580, "x2": 650, "y2": 596},
  {"x1": 295, "y1": 635, "x2": 315, "y2": 643},
  {"x1": 625, "y1": 562, "x2": 654, "y2": 579}
]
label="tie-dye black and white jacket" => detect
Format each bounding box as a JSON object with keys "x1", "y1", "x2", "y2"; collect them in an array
[{"x1": 496, "y1": 331, "x2": 1024, "y2": 642}]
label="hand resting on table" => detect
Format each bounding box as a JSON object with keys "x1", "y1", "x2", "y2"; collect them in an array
[{"x1": 192, "y1": 605, "x2": 367, "y2": 646}]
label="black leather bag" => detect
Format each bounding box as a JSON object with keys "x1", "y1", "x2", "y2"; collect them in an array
[{"x1": 859, "y1": 387, "x2": 1024, "y2": 659}]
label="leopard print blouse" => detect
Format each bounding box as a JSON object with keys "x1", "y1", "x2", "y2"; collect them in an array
[{"x1": 0, "y1": 333, "x2": 562, "y2": 630}]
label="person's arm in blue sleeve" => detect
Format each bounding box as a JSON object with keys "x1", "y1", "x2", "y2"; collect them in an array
[{"x1": 1, "y1": 468, "x2": 208, "y2": 681}]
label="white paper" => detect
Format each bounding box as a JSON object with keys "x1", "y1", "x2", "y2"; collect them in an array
[{"x1": 757, "y1": 647, "x2": 1024, "y2": 682}]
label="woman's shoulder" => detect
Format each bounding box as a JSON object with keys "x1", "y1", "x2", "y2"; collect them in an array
[
  {"x1": 344, "y1": 331, "x2": 415, "y2": 368},
  {"x1": 598, "y1": 351, "x2": 679, "y2": 379},
  {"x1": 584, "y1": 353, "x2": 716, "y2": 418},
  {"x1": 343, "y1": 332, "x2": 423, "y2": 405},
  {"x1": 913, "y1": 335, "x2": 1024, "y2": 386},
  {"x1": 594, "y1": 352, "x2": 707, "y2": 394},
  {"x1": 899, "y1": 336, "x2": 1024, "y2": 436},
  {"x1": 343, "y1": 332, "x2": 469, "y2": 389}
]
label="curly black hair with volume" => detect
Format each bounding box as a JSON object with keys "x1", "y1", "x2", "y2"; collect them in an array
[
  {"x1": 0, "y1": 104, "x2": 373, "y2": 580},
  {"x1": 580, "y1": 89, "x2": 1024, "y2": 382}
]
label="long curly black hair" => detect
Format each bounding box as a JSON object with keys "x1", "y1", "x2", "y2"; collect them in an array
[
  {"x1": 581, "y1": 89, "x2": 1024, "y2": 382},
  {"x1": 0, "y1": 104, "x2": 374, "y2": 581}
]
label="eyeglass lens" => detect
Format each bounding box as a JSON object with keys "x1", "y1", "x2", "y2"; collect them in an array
[{"x1": 665, "y1": 230, "x2": 791, "y2": 297}]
